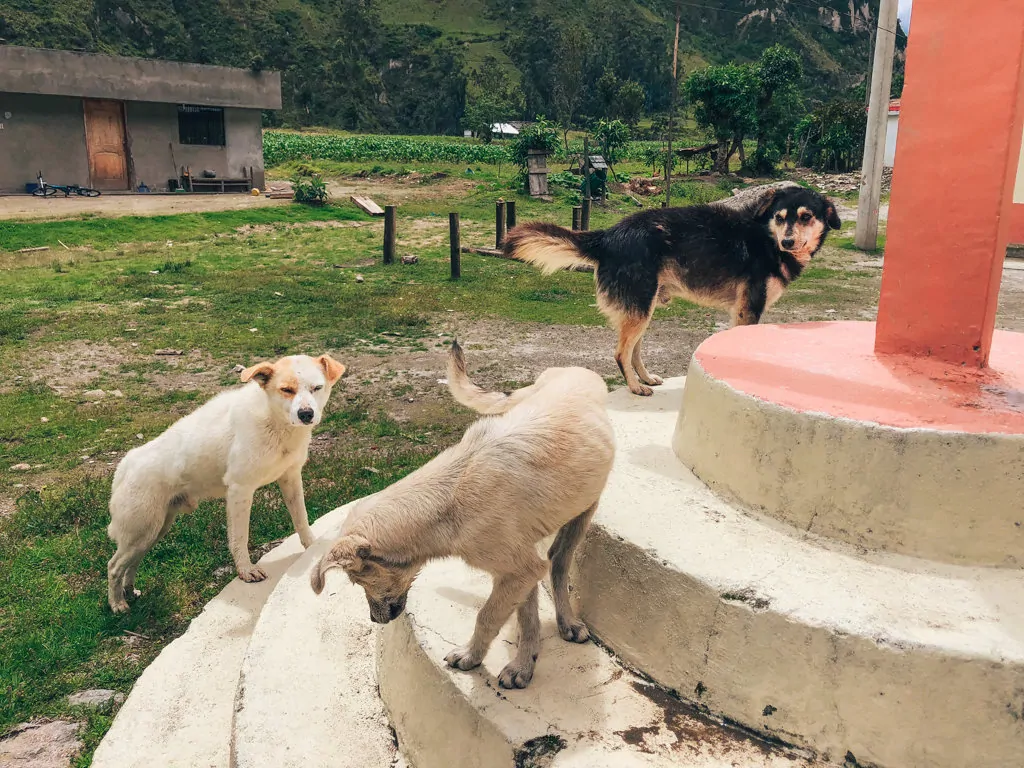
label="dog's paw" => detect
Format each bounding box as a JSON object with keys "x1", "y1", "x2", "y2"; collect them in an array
[
  {"x1": 299, "y1": 533, "x2": 315, "y2": 549},
  {"x1": 444, "y1": 645, "x2": 483, "y2": 671},
  {"x1": 498, "y1": 660, "x2": 535, "y2": 689},
  {"x1": 110, "y1": 599, "x2": 130, "y2": 614},
  {"x1": 237, "y1": 564, "x2": 268, "y2": 583},
  {"x1": 629, "y1": 384, "x2": 654, "y2": 397},
  {"x1": 641, "y1": 373, "x2": 664, "y2": 386},
  {"x1": 558, "y1": 619, "x2": 591, "y2": 644}
]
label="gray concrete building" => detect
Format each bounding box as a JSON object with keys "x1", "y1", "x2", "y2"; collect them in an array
[{"x1": 0, "y1": 46, "x2": 281, "y2": 194}]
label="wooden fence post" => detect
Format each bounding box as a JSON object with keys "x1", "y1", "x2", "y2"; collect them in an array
[
  {"x1": 495, "y1": 199, "x2": 506, "y2": 249},
  {"x1": 581, "y1": 198, "x2": 591, "y2": 231},
  {"x1": 449, "y1": 212, "x2": 461, "y2": 280},
  {"x1": 572, "y1": 206, "x2": 582, "y2": 231},
  {"x1": 383, "y1": 205, "x2": 396, "y2": 265},
  {"x1": 505, "y1": 200, "x2": 516, "y2": 230}
]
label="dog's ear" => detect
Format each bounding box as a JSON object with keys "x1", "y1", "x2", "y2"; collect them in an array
[
  {"x1": 317, "y1": 354, "x2": 346, "y2": 385},
  {"x1": 310, "y1": 534, "x2": 371, "y2": 595},
  {"x1": 240, "y1": 361, "x2": 275, "y2": 387},
  {"x1": 825, "y1": 203, "x2": 842, "y2": 230},
  {"x1": 754, "y1": 188, "x2": 778, "y2": 218}
]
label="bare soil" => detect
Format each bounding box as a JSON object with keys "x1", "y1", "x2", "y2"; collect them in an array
[{"x1": 0, "y1": 192, "x2": 291, "y2": 221}]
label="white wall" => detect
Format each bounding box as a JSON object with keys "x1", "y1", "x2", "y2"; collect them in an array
[
  {"x1": 1015, "y1": 122, "x2": 1024, "y2": 204},
  {"x1": 884, "y1": 113, "x2": 899, "y2": 167}
]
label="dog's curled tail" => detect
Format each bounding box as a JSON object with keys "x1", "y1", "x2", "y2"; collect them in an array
[
  {"x1": 447, "y1": 339, "x2": 534, "y2": 416},
  {"x1": 503, "y1": 221, "x2": 599, "y2": 274}
]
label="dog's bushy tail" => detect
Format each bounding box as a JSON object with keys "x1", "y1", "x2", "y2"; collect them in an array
[
  {"x1": 503, "y1": 221, "x2": 601, "y2": 274},
  {"x1": 447, "y1": 340, "x2": 536, "y2": 416}
]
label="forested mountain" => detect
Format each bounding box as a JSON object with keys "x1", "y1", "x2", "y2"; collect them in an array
[{"x1": 0, "y1": 0, "x2": 903, "y2": 133}]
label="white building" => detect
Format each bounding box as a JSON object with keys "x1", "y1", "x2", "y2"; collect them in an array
[{"x1": 491, "y1": 122, "x2": 519, "y2": 138}]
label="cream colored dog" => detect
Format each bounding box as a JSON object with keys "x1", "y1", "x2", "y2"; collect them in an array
[
  {"x1": 107, "y1": 354, "x2": 345, "y2": 613},
  {"x1": 310, "y1": 341, "x2": 614, "y2": 689}
]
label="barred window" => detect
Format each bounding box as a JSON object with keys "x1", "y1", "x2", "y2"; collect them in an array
[{"x1": 178, "y1": 105, "x2": 225, "y2": 146}]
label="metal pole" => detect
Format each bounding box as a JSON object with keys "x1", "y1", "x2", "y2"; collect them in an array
[
  {"x1": 495, "y1": 199, "x2": 506, "y2": 249},
  {"x1": 449, "y1": 212, "x2": 461, "y2": 280},
  {"x1": 383, "y1": 205, "x2": 396, "y2": 264},
  {"x1": 855, "y1": 0, "x2": 899, "y2": 251}
]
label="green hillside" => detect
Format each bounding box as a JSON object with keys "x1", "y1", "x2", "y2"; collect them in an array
[{"x1": 0, "y1": 0, "x2": 900, "y2": 132}]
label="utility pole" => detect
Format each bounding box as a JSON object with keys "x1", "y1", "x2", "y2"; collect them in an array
[
  {"x1": 665, "y1": 0, "x2": 681, "y2": 208},
  {"x1": 855, "y1": 0, "x2": 898, "y2": 251},
  {"x1": 864, "y1": 28, "x2": 875, "y2": 107}
]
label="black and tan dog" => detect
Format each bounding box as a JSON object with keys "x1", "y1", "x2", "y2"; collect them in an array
[{"x1": 504, "y1": 185, "x2": 841, "y2": 395}]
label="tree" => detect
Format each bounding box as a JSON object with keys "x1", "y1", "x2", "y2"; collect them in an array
[
  {"x1": 795, "y1": 99, "x2": 867, "y2": 172},
  {"x1": 615, "y1": 80, "x2": 646, "y2": 127},
  {"x1": 597, "y1": 68, "x2": 621, "y2": 118},
  {"x1": 551, "y1": 26, "x2": 592, "y2": 151},
  {"x1": 464, "y1": 56, "x2": 525, "y2": 141},
  {"x1": 750, "y1": 44, "x2": 804, "y2": 174},
  {"x1": 685, "y1": 64, "x2": 758, "y2": 173},
  {"x1": 591, "y1": 119, "x2": 630, "y2": 180}
]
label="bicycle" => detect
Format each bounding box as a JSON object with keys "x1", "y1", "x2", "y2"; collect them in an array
[{"x1": 32, "y1": 171, "x2": 101, "y2": 198}]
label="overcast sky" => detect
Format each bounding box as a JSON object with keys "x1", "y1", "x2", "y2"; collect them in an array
[{"x1": 899, "y1": 0, "x2": 912, "y2": 32}]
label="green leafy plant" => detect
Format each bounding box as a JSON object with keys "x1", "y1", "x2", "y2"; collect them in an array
[
  {"x1": 591, "y1": 119, "x2": 631, "y2": 165},
  {"x1": 291, "y1": 172, "x2": 330, "y2": 206},
  {"x1": 509, "y1": 117, "x2": 561, "y2": 189},
  {"x1": 265, "y1": 132, "x2": 513, "y2": 166},
  {"x1": 795, "y1": 99, "x2": 867, "y2": 172},
  {"x1": 509, "y1": 117, "x2": 561, "y2": 169}
]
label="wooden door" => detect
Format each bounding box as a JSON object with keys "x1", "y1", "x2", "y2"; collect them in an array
[{"x1": 83, "y1": 99, "x2": 129, "y2": 190}]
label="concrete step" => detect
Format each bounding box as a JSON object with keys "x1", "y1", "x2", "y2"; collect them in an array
[
  {"x1": 377, "y1": 558, "x2": 823, "y2": 768},
  {"x1": 230, "y1": 501, "x2": 403, "y2": 768},
  {"x1": 673, "y1": 323, "x2": 1024, "y2": 566},
  {"x1": 92, "y1": 526, "x2": 314, "y2": 768},
  {"x1": 572, "y1": 377, "x2": 1024, "y2": 768}
]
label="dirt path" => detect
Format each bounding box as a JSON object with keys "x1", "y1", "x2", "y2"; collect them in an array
[{"x1": 0, "y1": 192, "x2": 291, "y2": 221}]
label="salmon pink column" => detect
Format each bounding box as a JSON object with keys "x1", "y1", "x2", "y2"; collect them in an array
[{"x1": 874, "y1": 1, "x2": 1024, "y2": 365}]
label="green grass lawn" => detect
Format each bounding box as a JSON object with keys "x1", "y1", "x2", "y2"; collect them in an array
[{"x1": 0, "y1": 167, "x2": 880, "y2": 763}]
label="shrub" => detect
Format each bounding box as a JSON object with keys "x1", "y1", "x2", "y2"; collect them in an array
[
  {"x1": 292, "y1": 173, "x2": 330, "y2": 206},
  {"x1": 508, "y1": 117, "x2": 561, "y2": 172}
]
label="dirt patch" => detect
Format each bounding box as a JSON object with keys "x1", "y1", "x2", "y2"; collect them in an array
[
  {"x1": 142, "y1": 349, "x2": 226, "y2": 395},
  {"x1": 624, "y1": 679, "x2": 798, "y2": 760},
  {"x1": 25, "y1": 341, "x2": 125, "y2": 394},
  {"x1": 325, "y1": 175, "x2": 477, "y2": 205},
  {"x1": 997, "y1": 264, "x2": 1024, "y2": 332},
  {"x1": 234, "y1": 220, "x2": 370, "y2": 236},
  {"x1": 339, "y1": 317, "x2": 706, "y2": 421},
  {"x1": 0, "y1": 192, "x2": 290, "y2": 222},
  {"x1": 11, "y1": 342, "x2": 225, "y2": 398}
]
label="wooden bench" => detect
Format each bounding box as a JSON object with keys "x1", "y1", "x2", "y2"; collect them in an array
[{"x1": 188, "y1": 178, "x2": 253, "y2": 194}]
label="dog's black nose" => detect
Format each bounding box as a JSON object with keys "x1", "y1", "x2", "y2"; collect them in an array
[
  {"x1": 297, "y1": 408, "x2": 315, "y2": 424},
  {"x1": 782, "y1": 238, "x2": 795, "y2": 249},
  {"x1": 389, "y1": 602, "x2": 404, "y2": 620}
]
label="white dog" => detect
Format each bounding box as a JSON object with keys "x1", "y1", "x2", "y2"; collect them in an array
[{"x1": 106, "y1": 354, "x2": 345, "y2": 613}]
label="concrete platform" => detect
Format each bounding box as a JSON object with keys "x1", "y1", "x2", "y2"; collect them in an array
[
  {"x1": 674, "y1": 322, "x2": 1024, "y2": 565},
  {"x1": 377, "y1": 558, "x2": 821, "y2": 768},
  {"x1": 572, "y1": 377, "x2": 1024, "y2": 768},
  {"x1": 91, "y1": 531, "x2": 310, "y2": 768},
  {"x1": 231, "y1": 500, "x2": 401, "y2": 768}
]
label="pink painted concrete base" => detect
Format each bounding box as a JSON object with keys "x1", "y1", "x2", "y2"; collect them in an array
[{"x1": 693, "y1": 321, "x2": 1024, "y2": 434}]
